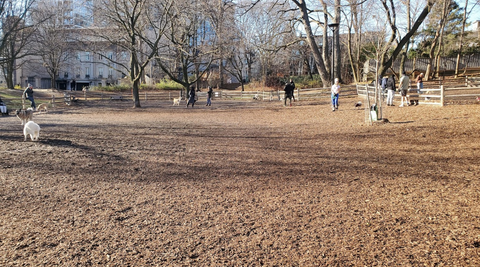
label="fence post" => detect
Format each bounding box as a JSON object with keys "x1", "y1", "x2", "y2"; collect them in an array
[
  {"x1": 440, "y1": 85, "x2": 444, "y2": 106},
  {"x1": 296, "y1": 88, "x2": 299, "y2": 101},
  {"x1": 52, "y1": 95, "x2": 55, "y2": 108}
]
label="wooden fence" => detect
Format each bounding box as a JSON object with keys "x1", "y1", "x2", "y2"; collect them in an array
[
  {"x1": 6, "y1": 83, "x2": 475, "y2": 112},
  {"x1": 356, "y1": 84, "x2": 480, "y2": 106}
]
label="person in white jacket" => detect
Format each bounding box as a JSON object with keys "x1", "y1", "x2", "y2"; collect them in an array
[{"x1": 331, "y1": 78, "x2": 340, "y2": 111}]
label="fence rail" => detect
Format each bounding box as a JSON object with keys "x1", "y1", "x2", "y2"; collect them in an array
[
  {"x1": 356, "y1": 84, "x2": 480, "y2": 106},
  {"x1": 2, "y1": 84, "x2": 477, "y2": 112}
]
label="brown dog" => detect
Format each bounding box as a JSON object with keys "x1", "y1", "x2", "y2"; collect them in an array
[
  {"x1": 16, "y1": 109, "x2": 34, "y2": 125},
  {"x1": 37, "y1": 103, "x2": 48, "y2": 113}
]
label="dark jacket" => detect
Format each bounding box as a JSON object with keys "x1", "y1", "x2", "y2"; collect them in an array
[
  {"x1": 284, "y1": 82, "x2": 294, "y2": 96},
  {"x1": 24, "y1": 87, "x2": 34, "y2": 98},
  {"x1": 386, "y1": 76, "x2": 396, "y2": 91}
]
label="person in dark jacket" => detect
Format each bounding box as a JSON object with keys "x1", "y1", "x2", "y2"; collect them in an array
[
  {"x1": 23, "y1": 84, "x2": 36, "y2": 110},
  {"x1": 284, "y1": 79, "x2": 295, "y2": 106},
  {"x1": 386, "y1": 75, "x2": 396, "y2": 106},
  {"x1": 187, "y1": 86, "x2": 196, "y2": 108},
  {"x1": 206, "y1": 86, "x2": 213, "y2": 106},
  {"x1": 290, "y1": 79, "x2": 296, "y2": 102}
]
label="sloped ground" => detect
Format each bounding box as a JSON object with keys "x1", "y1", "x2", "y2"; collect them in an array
[{"x1": 1, "y1": 97, "x2": 480, "y2": 266}]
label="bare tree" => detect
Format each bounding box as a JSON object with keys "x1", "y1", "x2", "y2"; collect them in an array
[
  {"x1": 454, "y1": 0, "x2": 477, "y2": 77},
  {"x1": 91, "y1": 0, "x2": 173, "y2": 108},
  {"x1": 344, "y1": 0, "x2": 367, "y2": 83},
  {"x1": 0, "y1": 0, "x2": 37, "y2": 88},
  {"x1": 154, "y1": 0, "x2": 218, "y2": 95},
  {"x1": 376, "y1": 0, "x2": 435, "y2": 77},
  {"x1": 423, "y1": 0, "x2": 453, "y2": 80},
  {"x1": 30, "y1": 1, "x2": 75, "y2": 89},
  {"x1": 243, "y1": 1, "x2": 296, "y2": 84}
]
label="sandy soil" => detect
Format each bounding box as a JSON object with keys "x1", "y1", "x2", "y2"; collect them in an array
[{"x1": 1, "y1": 96, "x2": 480, "y2": 266}]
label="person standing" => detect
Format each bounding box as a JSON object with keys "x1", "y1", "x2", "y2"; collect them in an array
[
  {"x1": 206, "y1": 86, "x2": 213, "y2": 106},
  {"x1": 386, "y1": 74, "x2": 396, "y2": 106},
  {"x1": 331, "y1": 78, "x2": 340, "y2": 111},
  {"x1": 399, "y1": 72, "x2": 410, "y2": 107},
  {"x1": 186, "y1": 86, "x2": 196, "y2": 108},
  {"x1": 416, "y1": 73, "x2": 424, "y2": 91},
  {"x1": 414, "y1": 73, "x2": 424, "y2": 105},
  {"x1": 23, "y1": 83, "x2": 36, "y2": 110},
  {"x1": 284, "y1": 80, "x2": 294, "y2": 106},
  {"x1": 289, "y1": 79, "x2": 296, "y2": 102}
]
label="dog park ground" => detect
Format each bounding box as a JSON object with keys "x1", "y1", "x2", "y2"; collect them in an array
[{"x1": 1, "y1": 96, "x2": 480, "y2": 266}]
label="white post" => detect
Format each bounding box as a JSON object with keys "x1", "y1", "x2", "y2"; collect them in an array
[{"x1": 440, "y1": 85, "x2": 444, "y2": 106}]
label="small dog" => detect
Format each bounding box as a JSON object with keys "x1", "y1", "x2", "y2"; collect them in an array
[
  {"x1": 173, "y1": 97, "x2": 182, "y2": 106},
  {"x1": 16, "y1": 109, "x2": 34, "y2": 125},
  {"x1": 24, "y1": 121, "x2": 40, "y2": 141},
  {"x1": 36, "y1": 103, "x2": 48, "y2": 113}
]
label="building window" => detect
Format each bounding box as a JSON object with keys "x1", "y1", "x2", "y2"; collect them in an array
[
  {"x1": 64, "y1": 72, "x2": 69, "y2": 78},
  {"x1": 108, "y1": 52, "x2": 113, "y2": 60},
  {"x1": 85, "y1": 52, "x2": 90, "y2": 61},
  {"x1": 85, "y1": 67, "x2": 90, "y2": 78},
  {"x1": 99, "y1": 67, "x2": 103, "y2": 78}
]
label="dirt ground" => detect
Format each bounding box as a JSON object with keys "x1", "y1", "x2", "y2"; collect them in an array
[{"x1": 1, "y1": 96, "x2": 480, "y2": 266}]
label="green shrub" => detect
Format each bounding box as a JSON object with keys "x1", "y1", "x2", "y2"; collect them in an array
[
  {"x1": 154, "y1": 79, "x2": 184, "y2": 90},
  {"x1": 90, "y1": 85, "x2": 131, "y2": 92}
]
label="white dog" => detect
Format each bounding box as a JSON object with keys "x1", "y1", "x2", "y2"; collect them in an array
[
  {"x1": 173, "y1": 97, "x2": 182, "y2": 106},
  {"x1": 24, "y1": 121, "x2": 40, "y2": 141}
]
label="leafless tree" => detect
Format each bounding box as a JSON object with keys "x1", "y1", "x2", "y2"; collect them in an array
[
  {"x1": 0, "y1": 0, "x2": 37, "y2": 88},
  {"x1": 153, "y1": 0, "x2": 218, "y2": 95},
  {"x1": 454, "y1": 0, "x2": 477, "y2": 77},
  {"x1": 90, "y1": 0, "x2": 173, "y2": 108},
  {"x1": 375, "y1": 0, "x2": 435, "y2": 77},
  {"x1": 30, "y1": 1, "x2": 75, "y2": 89},
  {"x1": 423, "y1": 0, "x2": 452, "y2": 80}
]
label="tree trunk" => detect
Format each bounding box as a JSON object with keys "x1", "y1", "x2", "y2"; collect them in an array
[
  {"x1": 334, "y1": 0, "x2": 341, "y2": 82},
  {"x1": 131, "y1": 55, "x2": 141, "y2": 108},
  {"x1": 425, "y1": 0, "x2": 448, "y2": 80},
  {"x1": 399, "y1": 0, "x2": 411, "y2": 76},
  {"x1": 295, "y1": 0, "x2": 330, "y2": 86},
  {"x1": 377, "y1": 0, "x2": 434, "y2": 77},
  {"x1": 132, "y1": 78, "x2": 141, "y2": 108},
  {"x1": 455, "y1": 0, "x2": 468, "y2": 78}
]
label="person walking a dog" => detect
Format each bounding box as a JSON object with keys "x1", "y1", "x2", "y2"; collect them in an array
[{"x1": 23, "y1": 83, "x2": 36, "y2": 110}]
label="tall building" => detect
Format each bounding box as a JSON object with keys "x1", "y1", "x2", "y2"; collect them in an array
[{"x1": 16, "y1": 0, "x2": 125, "y2": 90}]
